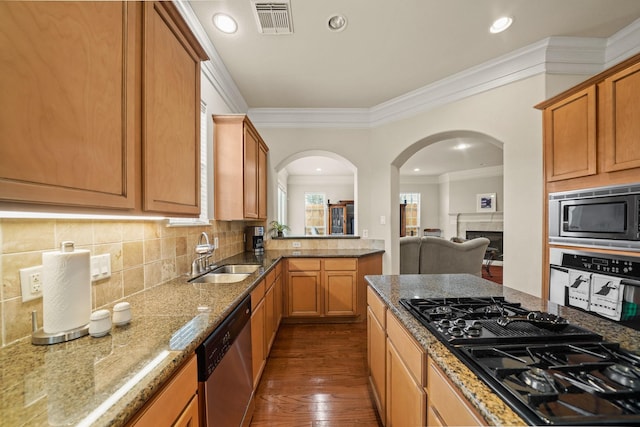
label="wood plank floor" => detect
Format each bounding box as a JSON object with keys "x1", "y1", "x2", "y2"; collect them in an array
[{"x1": 250, "y1": 322, "x2": 383, "y2": 427}]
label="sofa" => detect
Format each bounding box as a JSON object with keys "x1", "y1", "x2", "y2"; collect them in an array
[{"x1": 399, "y1": 236, "x2": 490, "y2": 276}]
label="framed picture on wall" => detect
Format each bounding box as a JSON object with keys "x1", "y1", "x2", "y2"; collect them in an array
[{"x1": 476, "y1": 193, "x2": 496, "y2": 212}]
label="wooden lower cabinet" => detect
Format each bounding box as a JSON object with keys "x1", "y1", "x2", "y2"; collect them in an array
[
  {"x1": 367, "y1": 288, "x2": 387, "y2": 422},
  {"x1": 251, "y1": 262, "x2": 284, "y2": 389},
  {"x1": 251, "y1": 280, "x2": 267, "y2": 389},
  {"x1": 427, "y1": 357, "x2": 487, "y2": 427},
  {"x1": 286, "y1": 257, "x2": 373, "y2": 319},
  {"x1": 385, "y1": 311, "x2": 426, "y2": 427},
  {"x1": 128, "y1": 355, "x2": 198, "y2": 427}
]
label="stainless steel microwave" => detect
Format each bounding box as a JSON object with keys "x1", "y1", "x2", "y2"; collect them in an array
[{"x1": 549, "y1": 184, "x2": 640, "y2": 249}]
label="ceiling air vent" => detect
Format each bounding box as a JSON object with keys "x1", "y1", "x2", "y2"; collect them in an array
[{"x1": 251, "y1": 1, "x2": 293, "y2": 34}]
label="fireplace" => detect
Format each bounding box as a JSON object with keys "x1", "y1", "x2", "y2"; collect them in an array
[{"x1": 466, "y1": 230, "x2": 503, "y2": 260}]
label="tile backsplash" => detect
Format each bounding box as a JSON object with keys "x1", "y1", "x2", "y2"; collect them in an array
[{"x1": 0, "y1": 218, "x2": 247, "y2": 347}]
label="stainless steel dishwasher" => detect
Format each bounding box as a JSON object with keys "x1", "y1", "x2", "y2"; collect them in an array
[{"x1": 197, "y1": 295, "x2": 254, "y2": 427}]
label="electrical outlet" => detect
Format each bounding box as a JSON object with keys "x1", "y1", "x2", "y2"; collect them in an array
[
  {"x1": 362, "y1": 229, "x2": 369, "y2": 238},
  {"x1": 214, "y1": 237, "x2": 219, "y2": 249},
  {"x1": 292, "y1": 241, "x2": 301, "y2": 248},
  {"x1": 20, "y1": 265, "x2": 43, "y2": 302}
]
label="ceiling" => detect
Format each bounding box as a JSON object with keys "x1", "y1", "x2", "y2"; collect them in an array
[{"x1": 189, "y1": 0, "x2": 640, "y2": 176}]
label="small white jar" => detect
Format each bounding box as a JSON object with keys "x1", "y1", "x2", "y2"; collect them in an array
[
  {"x1": 89, "y1": 309, "x2": 111, "y2": 337},
  {"x1": 112, "y1": 302, "x2": 132, "y2": 326}
]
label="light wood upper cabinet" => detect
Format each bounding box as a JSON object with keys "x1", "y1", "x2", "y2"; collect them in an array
[
  {"x1": 0, "y1": 1, "x2": 207, "y2": 216},
  {"x1": 0, "y1": 2, "x2": 136, "y2": 210},
  {"x1": 543, "y1": 86, "x2": 597, "y2": 182},
  {"x1": 601, "y1": 61, "x2": 640, "y2": 172},
  {"x1": 537, "y1": 52, "x2": 640, "y2": 192},
  {"x1": 142, "y1": 2, "x2": 205, "y2": 215},
  {"x1": 213, "y1": 115, "x2": 269, "y2": 220}
]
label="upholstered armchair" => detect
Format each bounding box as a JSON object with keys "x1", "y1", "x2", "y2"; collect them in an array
[
  {"x1": 399, "y1": 236, "x2": 422, "y2": 274},
  {"x1": 419, "y1": 237, "x2": 490, "y2": 276}
]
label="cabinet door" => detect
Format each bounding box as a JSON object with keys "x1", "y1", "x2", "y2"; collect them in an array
[
  {"x1": 386, "y1": 339, "x2": 426, "y2": 427},
  {"x1": 243, "y1": 125, "x2": 259, "y2": 219},
  {"x1": 265, "y1": 282, "x2": 276, "y2": 354},
  {"x1": 173, "y1": 395, "x2": 199, "y2": 427},
  {"x1": 287, "y1": 271, "x2": 322, "y2": 317},
  {"x1": 602, "y1": 62, "x2": 640, "y2": 172},
  {"x1": 274, "y1": 267, "x2": 283, "y2": 328},
  {"x1": 258, "y1": 141, "x2": 268, "y2": 220},
  {"x1": 0, "y1": 2, "x2": 136, "y2": 209},
  {"x1": 142, "y1": 2, "x2": 202, "y2": 215},
  {"x1": 324, "y1": 270, "x2": 357, "y2": 316},
  {"x1": 543, "y1": 86, "x2": 597, "y2": 181},
  {"x1": 367, "y1": 307, "x2": 386, "y2": 422},
  {"x1": 251, "y1": 297, "x2": 266, "y2": 388}
]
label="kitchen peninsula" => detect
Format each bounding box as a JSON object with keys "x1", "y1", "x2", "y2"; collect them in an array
[
  {"x1": 366, "y1": 274, "x2": 640, "y2": 426},
  {"x1": 0, "y1": 249, "x2": 382, "y2": 426}
]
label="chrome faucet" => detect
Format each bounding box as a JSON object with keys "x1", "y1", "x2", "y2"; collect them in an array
[{"x1": 191, "y1": 232, "x2": 215, "y2": 276}]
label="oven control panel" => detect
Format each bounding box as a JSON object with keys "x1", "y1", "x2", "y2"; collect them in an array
[{"x1": 562, "y1": 253, "x2": 640, "y2": 279}]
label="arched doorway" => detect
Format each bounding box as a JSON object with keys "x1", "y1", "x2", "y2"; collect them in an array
[
  {"x1": 274, "y1": 150, "x2": 358, "y2": 236},
  {"x1": 390, "y1": 130, "x2": 504, "y2": 272}
]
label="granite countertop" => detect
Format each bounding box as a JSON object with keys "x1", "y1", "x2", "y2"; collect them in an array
[
  {"x1": 1, "y1": 249, "x2": 382, "y2": 427},
  {"x1": 365, "y1": 274, "x2": 640, "y2": 427}
]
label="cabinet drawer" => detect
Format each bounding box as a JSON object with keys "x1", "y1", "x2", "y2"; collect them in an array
[
  {"x1": 266, "y1": 268, "x2": 276, "y2": 289},
  {"x1": 367, "y1": 287, "x2": 386, "y2": 327},
  {"x1": 251, "y1": 279, "x2": 266, "y2": 310},
  {"x1": 275, "y1": 260, "x2": 282, "y2": 277},
  {"x1": 130, "y1": 355, "x2": 197, "y2": 426},
  {"x1": 428, "y1": 358, "x2": 486, "y2": 426},
  {"x1": 288, "y1": 258, "x2": 321, "y2": 271},
  {"x1": 323, "y1": 258, "x2": 357, "y2": 271},
  {"x1": 386, "y1": 311, "x2": 425, "y2": 387}
]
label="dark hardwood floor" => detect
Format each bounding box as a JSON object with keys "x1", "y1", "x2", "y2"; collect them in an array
[
  {"x1": 250, "y1": 322, "x2": 383, "y2": 427},
  {"x1": 482, "y1": 265, "x2": 503, "y2": 284}
]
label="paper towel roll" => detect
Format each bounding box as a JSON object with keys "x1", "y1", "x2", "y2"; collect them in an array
[{"x1": 42, "y1": 242, "x2": 91, "y2": 334}]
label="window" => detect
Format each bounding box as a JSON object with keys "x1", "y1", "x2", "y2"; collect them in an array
[
  {"x1": 169, "y1": 100, "x2": 210, "y2": 226},
  {"x1": 304, "y1": 192, "x2": 326, "y2": 235},
  {"x1": 277, "y1": 184, "x2": 287, "y2": 226},
  {"x1": 400, "y1": 192, "x2": 420, "y2": 236}
]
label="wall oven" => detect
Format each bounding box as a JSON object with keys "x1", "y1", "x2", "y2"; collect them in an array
[
  {"x1": 549, "y1": 247, "x2": 640, "y2": 331},
  {"x1": 548, "y1": 183, "x2": 640, "y2": 250}
]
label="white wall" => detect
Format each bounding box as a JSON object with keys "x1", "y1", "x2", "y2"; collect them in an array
[
  {"x1": 258, "y1": 72, "x2": 599, "y2": 297},
  {"x1": 399, "y1": 177, "x2": 440, "y2": 231}
]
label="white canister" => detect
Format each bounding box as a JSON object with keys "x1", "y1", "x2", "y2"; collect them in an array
[
  {"x1": 112, "y1": 302, "x2": 132, "y2": 326},
  {"x1": 89, "y1": 309, "x2": 111, "y2": 337}
]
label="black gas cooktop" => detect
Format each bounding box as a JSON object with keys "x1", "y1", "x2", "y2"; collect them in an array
[{"x1": 400, "y1": 296, "x2": 640, "y2": 425}]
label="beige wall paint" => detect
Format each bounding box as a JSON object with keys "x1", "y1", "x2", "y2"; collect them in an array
[{"x1": 260, "y1": 74, "x2": 554, "y2": 297}]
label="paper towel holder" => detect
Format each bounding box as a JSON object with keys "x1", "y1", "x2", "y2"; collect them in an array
[{"x1": 31, "y1": 310, "x2": 89, "y2": 345}]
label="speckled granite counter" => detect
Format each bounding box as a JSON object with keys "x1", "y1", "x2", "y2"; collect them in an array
[
  {"x1": 365, "y1": 274, "x2": 640, "y2": 426},
  {"x1": 0, "y1": 249, "x2": 382, "y2": 427}
]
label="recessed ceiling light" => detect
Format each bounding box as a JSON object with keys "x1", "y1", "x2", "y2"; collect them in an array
[
  {"x1": 316, "y1": 168, "x2": 322, "y2": 172},
  {"x1": 413, "y1": 168, "x2": 420, "y2": 172},
  {"x1": 453, "y1": 143, "x2": 470, "y2": 150},
  {"x1": 213, "y1": 13, "x2": 238, "y2": 34},
  {"x1": 490, "y1": 16, "x2": 513, "y2": 34},
  {"x1": 327, "y1": 14, "x2": 347, "y2": 32}
]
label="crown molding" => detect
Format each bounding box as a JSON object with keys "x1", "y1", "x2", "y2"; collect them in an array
[
  {"x1": 178, "y1": 2, "x2": 640, "y2": 130},
  {"x1": 174, "y1": 0, "x2": 248, "y2": 113}
]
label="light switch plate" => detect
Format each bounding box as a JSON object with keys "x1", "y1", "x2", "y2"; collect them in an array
[{"x1": 91, "y1": 254, "x2": 111, "y2": 282}]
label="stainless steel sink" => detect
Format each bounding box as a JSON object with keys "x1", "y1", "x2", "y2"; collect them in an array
[
  {"x1": 190, "y1": 273, "x2": 250, "y2": 284},
  {"x1": 211, "y1": 264, "x2": 262, "y2": 274}
]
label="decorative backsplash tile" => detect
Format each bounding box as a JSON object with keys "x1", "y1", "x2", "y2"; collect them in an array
[{"x1": 0, "y1": 218, "x2": 247, "y2": 347}]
